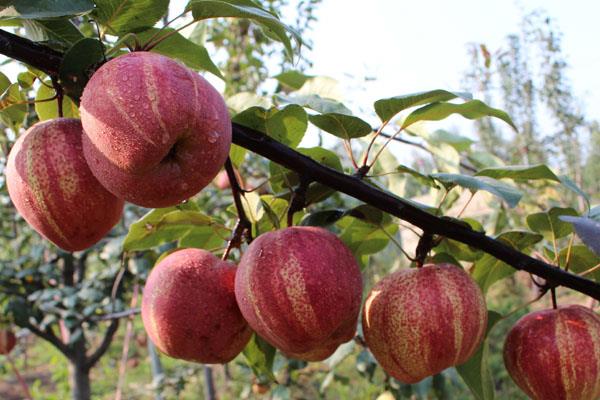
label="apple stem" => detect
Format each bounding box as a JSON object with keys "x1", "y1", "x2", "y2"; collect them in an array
[
  {"x1": 551, "y1": 287, "x2": 558, "y2": 309},
  {"x1": 50, "y1": 76, "x2": 63, "y2": 118},
  {"x1": 415, "y1": 232, "x2": 435, "y2": 268},
  {"x1": 6, "y1": 354, "x2": 33, "y2": 400},
  {"x1": 287, "y1": 175, "x2": 311, "y2": 227},
  {"x1": 223, "y1": 158, "x2": 252, "y2": 256}
]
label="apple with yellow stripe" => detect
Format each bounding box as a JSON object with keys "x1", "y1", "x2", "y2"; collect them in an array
[
  {"x1": 80, "y1": 51, "x2": 231, "y2": 208},
  {"x1": 0, "y1": 328, "x2": 16, "y2": 355},
  {"x1": 504, "y1": 305, "x2": 600, "y2": 400},
  {"x1": 235, "y1": 226, "x2": 363, "y2": 361},
  {"x1": 141, "y1": 248, "x2": 252, "y2": 363},
  {"x1": 362, "y1": 263, "x2": 488, "y2": 383},
  {"x1": 6, "y1": 118, "x2": 124, "y2": 251}
]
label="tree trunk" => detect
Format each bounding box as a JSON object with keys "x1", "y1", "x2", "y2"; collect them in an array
[
  {"x1": 203, "y1": 365, "x2": 216, "y2": 400},
  {"x1": 69, "y1": 330, "x2": 91, "y2": 400},
  {"x1": 69, "y1": 362, "x2": 91, "y2": 400}
]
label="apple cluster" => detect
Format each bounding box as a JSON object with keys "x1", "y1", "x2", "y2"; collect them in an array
[
  {"x1": 4, "y1": 51, "x2": 600, "y2": 398},
  {"x1": 6, "y1": 51, "x2": 232, "y2": 251}
]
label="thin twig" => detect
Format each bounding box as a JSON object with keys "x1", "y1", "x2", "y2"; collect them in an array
[
  {"x1": 115, "y1": 284, "x2": 140, "y2": 400},
  {"x1": 224, "y1": 158, "x2": 252, "y2": 244},
  {"x1": 6, "y1": 354, "x2": 32, "y2": 400},
  {"x1": 92, "y1": 308, "x2": 140, "y2": 322}
]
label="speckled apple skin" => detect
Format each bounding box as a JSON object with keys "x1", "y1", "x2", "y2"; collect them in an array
[
  {"x1": 235, "y1": 226, "x2": 363, "y2": 361},
  {"x1": 0, "y1": 329, "x2": 16, "y2": 355},
  {"x1": 362, "y1": 263, "x2": 488, "y2": 384},
  {"x1": 504, "y1": 305, "x2": 600, "y2": 400},
  {"x1": 6, "y1": 118, "x2": 124, "y2": 251},
  {"x1": 141, "y1": 249, "x2": 252, "y2": 364},
  {"x1": 80, "y1": 51, "x2": 231, "y2": 208}
]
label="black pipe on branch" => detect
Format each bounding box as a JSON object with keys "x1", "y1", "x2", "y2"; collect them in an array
[{"x1": 1, "y1": 29, "x2": 599, "y2": 301}]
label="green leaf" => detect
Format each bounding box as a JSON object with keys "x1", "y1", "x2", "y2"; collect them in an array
[
  {"x1": 177, "y1": 226, "x2": 226, "y2": 250},
  {"x1": 300, "y1": 210, "x2": 346, "y2": 227},
  {"x1": 256, "y1": 195, "x2": 289, "y2": 233},
  {"x1": 456, "y1": 311, "x2": 503, "y2": 400},
  {"x1": 553, "y1": 245, "x2": 600, "y2": 282},
  {"x1": 274, "y1": 70, "x2": 314, "y2": 90},
  {"x1": 337, "y1": 216, "x2": 397, "y2": 261},
  {"x1": 374, "y1": 89, "x2": 472, "y2": 122},
  {"x1": 233, "y1": 105, "x2": 307, "y2": 148},
  {"x1": 309, "y1": 113, "x2": 372, "y2": 140},
  {"x1": 526, "y1": 207, "x2": 578, "y2": 241},
  {"x1": 35, "y1": 18, "x2": 85, "y2": 45},
  {"x1": 226, "y1": 92, "x2": 271, "y2": 114},
  {"x1": 266, "y1": 105, "x2": 307, "y2": 147},
  {"x1": 432, "y1": 173, "x2": 522, "y2": 208},
  {"x1": 437, "y1": 218, "x2": 484, "y2": 262},
  {"x1": 346, "y1": 204, "x2": 392, "y2": 226},
  {"x1": 35, "y1": 81, "x2": 79, "y2": 120},
  {"x1": 186, "y1": 0, "x2": 301, "y2": 58},
  {"x1": 123, "y1": 206, "x2": 229, "y2": 251},
  {"x1": 275, "y1": 93, "x2": 352, "y2": 115},
  {"x1": 0, "y1": 82, "x2": 26, "y2": 130},
  {"x1": 17, "y1": 71, "x2": 35, "y2": 89},
  {"x1": 396, "y1": 165, "x2": 439, "y2": 188},
  {"x1": 402, "y1": 100, "x2": 517, "y2": 131},
  {"x1": 93, "y1": 0, "x2": 169, "y2": 36},
  {"x1": 269, "y1": 147, "x2": 343, "y2": 204},
  {"x1": 420, "y1": 129, "x2": 474, "y2": 152},
  {"x1": 129, "y1": 28, "x2": 223, "y2": 79},
  {"x1": 559, "y1": 175, "x2": 591, "y2": 211},
  {"x1": 0, "y1": 82, "x2": 24, "y2": 110},
  {"x1": 0, "y1": 0, "x2": 94, "y2": 19},
  {"x1": 242, "y1": 334, "x2": 277, "y2": 383},
  {"x1": 472, "y1": 231, "x2": 543, "y2": 293},
  {"x1": 59, "y1": 38, "x2": 105, "y2": 100},
  {"x1": 241, "y1": 190, "x2": 264, "y2": 224},
  {"x1": 475, "y1": 164, "x2": 560, "y2": 182},
  {"x1": 229, "y1": 144, "x2": 246, "y2": 167}
]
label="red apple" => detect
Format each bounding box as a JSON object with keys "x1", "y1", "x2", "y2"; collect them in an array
[
  {"x1": 504, "y1": 305, "x2": 600, "y2": 400},
  {"x1": 141, "y1": 248, "x2": 252, "y2": 363},
  {"x1": 235, "y1": 226, "x2": 363, "y2": 361},
  {"x1": 0, "y1": 329, "x2": 16, "y2": 355},
  {"x1": 80, "y1": 51, "x2": 231, "y2": 208},
  {"x1": 6, "y1": 118, "x2": 124, "y2": 251},
  {"x1": 362, "y1": 263, "x2": 488, "y2": 383}
]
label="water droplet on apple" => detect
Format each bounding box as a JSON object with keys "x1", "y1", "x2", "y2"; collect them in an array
[
  {"x1": 207, "y1": 131, "x2": 219, "y2": 143},
  {"x1": 121, "y1": 75, "x2": 128, "y2": 82},
  {"x1": 134, "y1": 94, "x2": 140, "y2": 100}
]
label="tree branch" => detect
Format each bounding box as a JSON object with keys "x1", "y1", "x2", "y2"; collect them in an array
[
  {"x1": 232, "y1": 123, "x2": 600, "y2": 300},
  {"x1": 91, "y1": 308, "x2": 140, "y2": 322},
  {"x1": 0, "y1": 29, "x2": 62, "y2": 76},
  {"x1": 85, "y1": 319, "x2": 120, "y2": 370},
  {"x1": 1, "y1": 29, "x2": 599, "y2": 301},
  {"x1": 25, "y1": 322, "x2": 72, "y2": 358}
]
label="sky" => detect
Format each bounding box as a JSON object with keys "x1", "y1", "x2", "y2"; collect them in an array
[{"x1": 306, "y1": 0, "x2": 600, "y2": 124}]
